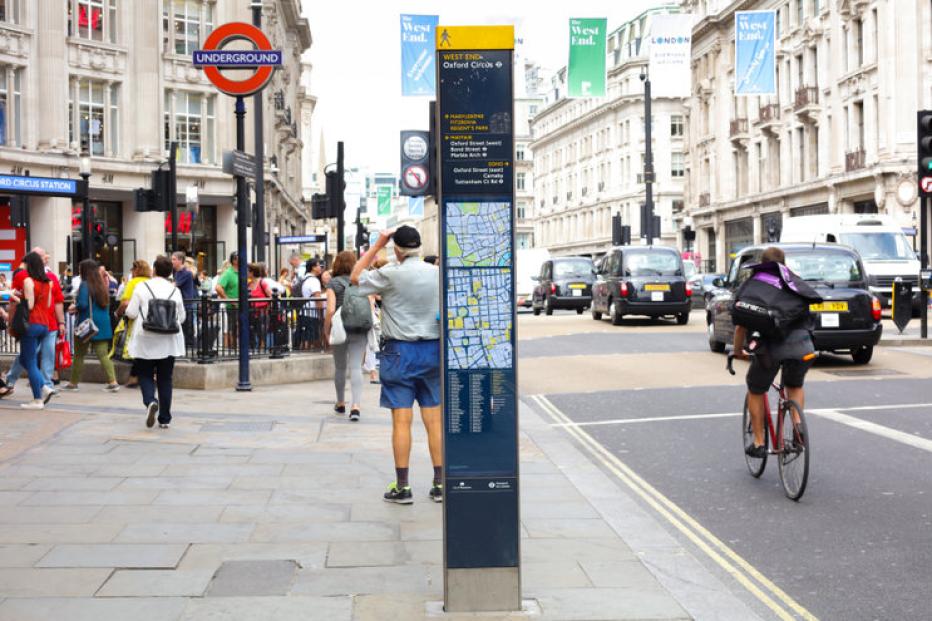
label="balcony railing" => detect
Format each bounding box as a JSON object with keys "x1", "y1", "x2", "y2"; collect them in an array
[
  {"x1": 729, "y1": 118, "x2": 749, "y2": 138},
  {"x1": 758, "y1": 104, "x2": 780, "y2": 124},
  {"x1": 845, "y1": 148, "x2": 866, "y2": 172},
  {"x1": 794, "y1": 86, "x2": 819, "y2": 110},
  {"x1": 699, "y1": 192, "x2": 711, "y2": 208}
]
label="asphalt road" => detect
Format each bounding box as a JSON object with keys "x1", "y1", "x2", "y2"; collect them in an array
[{"x1": 519, "y1": 310, "x2": 932, "y2": 620}]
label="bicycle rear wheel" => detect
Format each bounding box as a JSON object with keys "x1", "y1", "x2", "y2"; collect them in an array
[
  {"x1": 742, "y1": 396, "x2": 767, "y2": 478},
  {"x1": 778, "y1": 399, "x2": 809, "y2": 501}
]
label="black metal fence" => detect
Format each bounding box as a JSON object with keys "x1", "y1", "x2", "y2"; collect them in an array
[{"x1": 0, "y1": 293, "x2": 328, "y2": 363}]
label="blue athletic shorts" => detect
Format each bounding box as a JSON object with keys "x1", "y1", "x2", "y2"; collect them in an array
[{"x1": 378, "y1": 339, "x2": 440, "y2": 409}]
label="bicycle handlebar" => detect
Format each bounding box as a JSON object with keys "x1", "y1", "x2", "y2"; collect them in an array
[{"x1": 726, "y1": 354, "x2": 736, "y2": 376}]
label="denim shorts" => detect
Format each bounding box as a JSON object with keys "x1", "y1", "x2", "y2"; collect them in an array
[{"x1": 378, "y1": 339, "x2": 440, "y2": 409}]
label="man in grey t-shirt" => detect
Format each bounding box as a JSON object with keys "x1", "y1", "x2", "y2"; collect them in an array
[{"x1": 351, "y1": 225, "x2": 442, "y2": 505}]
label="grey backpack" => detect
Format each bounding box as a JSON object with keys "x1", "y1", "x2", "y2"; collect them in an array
[{"x1": 340, "y1": 285, "x2": 372, "y2": 333}]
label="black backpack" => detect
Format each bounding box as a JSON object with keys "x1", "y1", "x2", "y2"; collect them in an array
[
  {"x1": 141, "y1": 282, "x2": 180, "y2": 334},
  {"x1": 731, "y1": 262, "x2": 821, "y2": 339}
]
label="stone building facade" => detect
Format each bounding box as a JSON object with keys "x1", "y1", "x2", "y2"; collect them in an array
[
  {"x1": 0, "y1": 0, "x2": 313, "y2": 277},
  {"x1": 681, "y1": 0, "x2": 930, "y2": 272}
]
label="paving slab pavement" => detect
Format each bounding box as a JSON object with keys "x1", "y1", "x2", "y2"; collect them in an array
[{"x1": 0, "y1": 377, "x2": 765, "y2": 620}]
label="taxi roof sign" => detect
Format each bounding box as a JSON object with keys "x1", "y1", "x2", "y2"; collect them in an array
[{"x1": 436, "y1": 25, "x2": 515, "y2": 50}]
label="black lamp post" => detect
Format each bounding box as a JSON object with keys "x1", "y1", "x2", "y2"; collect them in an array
[{"x1": 78, "y1": 152, "x2": 92, "y2": 261}]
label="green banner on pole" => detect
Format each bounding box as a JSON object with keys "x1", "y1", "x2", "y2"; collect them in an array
[
  {"x1": 567, "y1": 18, "x2": 607, "y2": 98},
  {"x1": 377, "y1": 185, "x2": 393, "y2": 216}
]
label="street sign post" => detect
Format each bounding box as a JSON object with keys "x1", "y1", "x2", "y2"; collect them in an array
[
  {"x1": 437, "y1": 25, "x2": 520, "y2": 613},
  {"x1": 222, "y1": 150, "x2": 257, "y2": 181},
  {"x1": 195, "y1": 22, "x2": 281, "y2": 391}
]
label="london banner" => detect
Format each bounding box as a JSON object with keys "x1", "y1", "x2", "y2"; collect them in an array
[
  {"x1": 567, "y1": 18, "x2": 607, "y2": 98},
  {"x1": 377, "y1": 185, "x2": 393, "y2": 216},
  {"x1": 648, "y1": 14, "x2": 694, "y2": 98},
  {"x1": 401, "y1": 14, "x2": 439, "y2": 96},
  {"x1": 735, "y1": 10, "x2": 776, "y2": 95}
]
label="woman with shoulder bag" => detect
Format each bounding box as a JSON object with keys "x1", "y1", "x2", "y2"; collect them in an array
[
  {"x1": 64, "y1": 260, "x2": 118, "y2": 392},
  {"x1": 18, "y1": 252, "x2": 55, "y2": 409},
  {"x1": 125, "y1": 255, "x2": 185, "y2": 429}
]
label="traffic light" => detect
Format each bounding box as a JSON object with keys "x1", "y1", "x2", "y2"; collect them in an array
[
  {"x1": 325, "y1": 170, "x2": 345, "y2": 219},
  {"x1": 355, "y1": 220, "x2": 369, "y2": 250},
  {"x1": 311, "y1": 193, "x2": 329, "y2": 220},
  {"x1": 9, "y1": 195, "x2": 27, "y2": 227},
  {"x1": 92, "y1": 221, "x2": 105, "y2": 254},
  {"x1": 152, "y1": 169, "x2": 172, "y2": 212},
  {"x1": 918, "y1": 110, "x2": 932, "y2": 197}
]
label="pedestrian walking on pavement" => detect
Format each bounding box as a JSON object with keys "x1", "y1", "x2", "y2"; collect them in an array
[
  {"x1": 172, "y1": 251, "x2": 197, "y2": 350},
  {"x1": 325, "y1": 251, "x2": 370, "y2": 422},
  {"x1": 17, "y1": 252, "x2": 56, "y2": 409},
  {"x1": 125, "y1": 255, "x2": 186, "y2": 429},
  {"x1": 2, "y1": 247, "x2": 66, "y2": 399},
  {"x1": 64, "y1": 260, "x2": 119, "y2": 393},
  {"x1": 351, "y1": 225, "x2": 443, "y2": 504}
]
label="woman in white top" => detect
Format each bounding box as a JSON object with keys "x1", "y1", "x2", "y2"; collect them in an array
[{"x1": 125, "y1": 255, "x2": 186, "y2": 429}]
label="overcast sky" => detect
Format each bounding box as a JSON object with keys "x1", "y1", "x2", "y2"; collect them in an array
[{"x1": 301, "y1": 1, "x2": 661, "y2": 175}]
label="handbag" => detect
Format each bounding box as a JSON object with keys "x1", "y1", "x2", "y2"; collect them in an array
[
  {"x1": 330, "y1": 305, "x2": 347, "y2": 346},
  {"x1": 9, "y1": 298, "x2": 28, "y2": 339},
  {"x1": 74, "y1": 317, "x2": 99, "y2": 342},
  {"x1": 56, "y1": 335, "x2": 73, "y2": 370}
]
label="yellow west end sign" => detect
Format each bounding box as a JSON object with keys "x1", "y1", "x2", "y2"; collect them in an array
[{"x1": 436, "y1": 25, "x2": 514, "y2": 50}]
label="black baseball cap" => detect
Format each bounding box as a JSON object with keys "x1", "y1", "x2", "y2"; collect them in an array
[{"x1": 393, "y1": 225, "x2": 421, "y2": 249}]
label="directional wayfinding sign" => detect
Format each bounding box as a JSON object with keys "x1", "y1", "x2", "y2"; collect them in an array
[
  {"x1": 222, "y1": 150, "x2": 256, "y2": 181},
  {"x1": 437, "y1": 25, "x2": 520, "y2": 613}
]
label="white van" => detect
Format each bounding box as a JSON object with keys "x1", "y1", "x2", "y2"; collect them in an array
[
  {"x1": 780, "y1": 214, "x2": 920, "y2": 308},
  {"x1": 515, "y1": 248, "x2": 550, "y2": 309}
]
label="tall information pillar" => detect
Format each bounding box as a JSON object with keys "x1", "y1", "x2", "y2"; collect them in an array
[{"x1": 437, "y1": 26, "x2": 521, "y2": 613}]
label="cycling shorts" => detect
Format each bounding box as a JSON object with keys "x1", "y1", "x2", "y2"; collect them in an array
[{"x1": 746, "y1": 356, "x2": 813, "y2": 395}]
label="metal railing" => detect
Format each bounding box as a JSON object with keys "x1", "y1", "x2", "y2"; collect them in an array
[
  {"x1": 845, "y1": 148, "x2": 866, "y2": 172},
  {"x1": 0, "y1": 293, "x2": 329, "y2": 363},
  {"x1": 794, "y1": 86, "x2": 818, "y2": 110},
  {"x1": 729, "y1": 118, "x2": 749, "y2": 138}
]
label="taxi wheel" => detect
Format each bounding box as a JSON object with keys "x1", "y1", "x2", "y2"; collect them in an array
[
  {"x1": 591, "y1": 309, "x2": 602, "y2": 321},
  {"x1": 852, "y1": 346, "x2": 873, "y2": 365},
  {"x1": 532, "y1": 306, "x2": 541, "y2": 316},
  {"x1": 610, "y1": 300, "x2": 624, "y2": 326},
  {"x1": 545, "y1": 298, "x2": 554, "y2": 316},
  {"x1": 576, "y1": 308, "x2": 584, "y2": 315},
  {"x1": 708, "y1": 319, "x2": 726, "y2": 353},
  {"x1": 676, "y1": 312, "x2": 689, "y2": 325}
]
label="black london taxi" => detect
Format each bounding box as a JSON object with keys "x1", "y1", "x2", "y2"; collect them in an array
[
  {"x1": 531, "y1": 256, "x2": 595, "y2": 315},
  {"x1": 590, "y1": 245, "x2": 692, "y2": 326},
  {"x1": 706, "y1": 243, "x2": 883, "y2": 364}
]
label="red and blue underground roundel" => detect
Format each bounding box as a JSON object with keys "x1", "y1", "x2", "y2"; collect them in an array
[{"x1": 193, "y1": 22, "x2": 282, "y2": 97}]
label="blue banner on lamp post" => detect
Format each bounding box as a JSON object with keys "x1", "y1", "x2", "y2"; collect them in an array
[
  {"x1": 401, "y1": 14, "x2": 438, "y2": 96},
  {"x1": 735, "y1": 11, "x2": 776, "y2": 95}
]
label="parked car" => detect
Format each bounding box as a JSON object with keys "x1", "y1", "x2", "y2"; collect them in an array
[
  {"x1": 532, "y1": 256, "x2": 595, "y2": 315},
  {"x1": 689, "y1": 273, "x2": 725, "y2": 309},
  {"x1": 706, "y1": 243, "x2": 883, "y2": 364},
  {"x1": 590, "y1": 245, "x2": 692, "y2": 325}
]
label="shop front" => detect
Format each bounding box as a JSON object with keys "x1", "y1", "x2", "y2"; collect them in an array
[
  {"x1": 724, "y1": 217, "x2": 754, "y2": 262},
  {"x1": 0, "y1": 197, "x2": 27, "y2": 278},
  {"x1": 164, "y1": 204, "x2": 221, "y2": 276},
  {"x1": 70, "y1": 200, "x2": 131, "y2": 278}
]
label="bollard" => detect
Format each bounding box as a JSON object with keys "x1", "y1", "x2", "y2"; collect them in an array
[
  {"x1": 269, "y1": 291, "x2": 285, "y2": 359},
  {"x1": 891, "y1": 277, "x2": 914, "y2": 334}
]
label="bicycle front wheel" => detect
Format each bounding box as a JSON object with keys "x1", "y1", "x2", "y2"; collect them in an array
[
  {"x1": 742, "y1": 396, "x2": 767, "y2": 478},
  {"x1": 778, "y1": 399, "x2": 809, "y2": 501}
]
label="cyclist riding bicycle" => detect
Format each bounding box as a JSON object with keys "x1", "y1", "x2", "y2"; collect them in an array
[{"x1": 731, "y1": 246, "x2": 820, "y2": 458}]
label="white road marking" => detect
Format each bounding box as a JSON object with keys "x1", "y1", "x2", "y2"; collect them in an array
[
  {"x1": 810, "y1": 409, "x2": 932, "y2": 454},
  {"x1": 550, "y1": 411, "x2": 741, "y2": 427},
  {"x1": 531, "y1": 394, "x2": 818, "y2": 621}
]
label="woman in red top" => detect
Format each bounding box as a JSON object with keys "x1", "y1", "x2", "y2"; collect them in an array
[{"x1": 19, "y1": 252, "x2": 54, "y2": 409}]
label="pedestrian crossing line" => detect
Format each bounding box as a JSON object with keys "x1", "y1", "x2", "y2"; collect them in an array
[
  {"x1": 531, "y1": 394, "x2": 819, "y2": 621},
  {"x1": 550, "y1": 411, "x2": 742, "y2": 427},
  {"x1": 810, "y1": 409, "x2": 932, "y2": 454}
]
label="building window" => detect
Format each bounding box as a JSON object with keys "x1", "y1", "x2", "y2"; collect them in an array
[
  {"x1": 796, "y1": 0, "x2": 804, "y2": 26},
  {"x1": 517, "y1": 206, "x2": 526, "y2": 219},
  {"x1": 516, "y1": 146, "x2": 525, "y2": 160},
  {"x1": 69, "y1": 0, "x2": 118, "y2": 43},
  {"x1": 70, "y1": 78, "x2": 118, "y2": 156},
  {"x1": 164, "y1": 90, "x2": 215, "y2": 164},
  {"x1": 855, "y1": 19, "x2": 864, "y2": 67},
  {"x1": 670, "y1": 115, "x2": 685, "y2": 138},
  {"x1": 671, "y1": 153, "x2": 685, "y2": 178},
  {"x1": 0, "y1": 66, "x2": 22, "y2": 147},
  {"x1": 529, "y1": 104, "x2": 538, "y2": 116},
  {"x1": 0, "y1": 0, "x2": 22, "y2": 24},
  {"x1": 163, "y1": 0, "x2": 214, "y2": 56},
  {"x1": 516, "y1": 172, "x2": 526, "y2": 191}
]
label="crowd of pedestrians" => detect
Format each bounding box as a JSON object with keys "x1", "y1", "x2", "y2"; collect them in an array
[{"x1": 1, "y1": 226, "x2": 444, "y2": 503}]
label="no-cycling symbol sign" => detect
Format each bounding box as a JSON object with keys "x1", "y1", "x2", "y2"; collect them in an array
[{"x1": 193, "y1": 22, "x2": 282, "y2": 97}]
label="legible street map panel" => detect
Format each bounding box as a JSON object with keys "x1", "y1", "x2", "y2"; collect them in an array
[
  {"x1": 446, "y1": 201, "x2": 512, "y2": 268},
  {"x1": 446, "y1": 267, "x2": 513, "y2": 369}
]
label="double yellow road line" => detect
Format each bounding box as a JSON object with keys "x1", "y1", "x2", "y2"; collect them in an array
[{"x1": 530, "y1": 394, "x2": 819, "y2": 621}]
